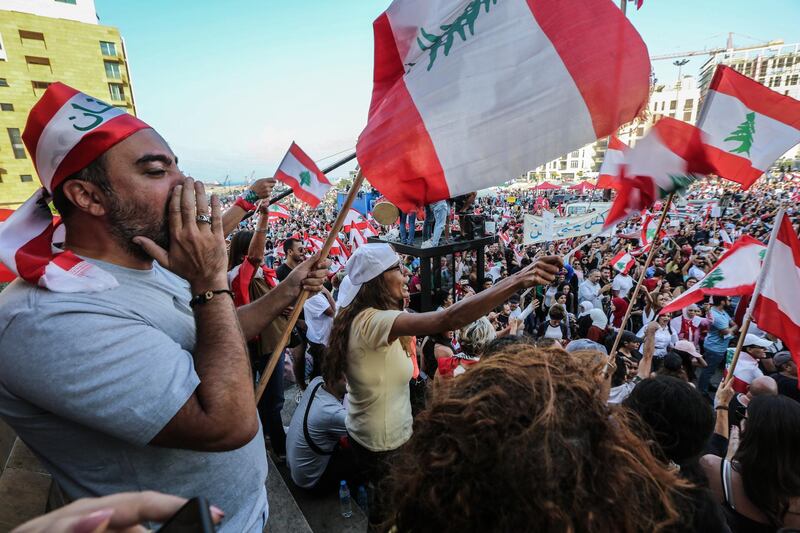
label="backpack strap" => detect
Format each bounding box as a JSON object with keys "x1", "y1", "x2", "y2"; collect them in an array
[{"x1": 303, "y1": 381, "x2": 333, "y2": 456}]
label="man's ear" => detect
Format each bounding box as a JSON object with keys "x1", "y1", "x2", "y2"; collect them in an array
[{"x1": 61, "y1": 180, "x2": 108, "y2": 217}]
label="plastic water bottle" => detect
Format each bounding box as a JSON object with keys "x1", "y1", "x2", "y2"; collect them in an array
[
  {"x1": 339, "y1": 480, "x2": 353, "y2": 518},
  {"x1": 356, "y1": 485, "x2": 368, "y2": 515}
]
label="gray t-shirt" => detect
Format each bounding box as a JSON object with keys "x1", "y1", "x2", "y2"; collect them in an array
[
  {"x1": 0, "y1": 259, "x2": 267, "y2": 532},
  {"x1": 286, "y1": 376, "x2": 347, "y2": 488}
]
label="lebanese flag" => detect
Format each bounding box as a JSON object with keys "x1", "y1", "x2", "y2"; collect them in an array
[
  {"x1": 304, "y1": 233, "x2": 324, "y2": 254},
  {"x1": 659, "y1": 235, "x2": 766, "y2": 315},
  {"x1": 356, "y1": 0, "x2": 651, "y2": 212},
  {"x1": 330, "y1": 237, "x2": 350, "y2": 265},
  {"x1": 640, "y1": 213, "x2": 665, "y2": 248},
  {"x1": 597, "y1": 136, "x2": 629, "y2": 189},
  {"x1": 698, "y1": 66, "x2": 800, "y2": 189},
  {"x1": 343, "y1": 208, "x2": 379, "y2": 237},
  {"x1": 0, "y1": 209, "x2": 16, "y2": 283},
  {"x1": 499, "y1": 231, "x2": 511, "y2": 246},
  {"x1": 275, "y1": 142, "x2": 332, "y2": 207},
  {"x1": 726, "y1": 352, "x2": 764, "y2": 395},
  {"x1": 268, "y1": 203, "x2": 291, "y2": 221},
  {"x1": 752, "y1": 216, "x2": 800, "y2": 379},
  {"x1": 605, "y1": 118, "x2": 714, "y2": 227},
  {"x1": 610, "y1": 251, "x2": 635, "y2": 274}
]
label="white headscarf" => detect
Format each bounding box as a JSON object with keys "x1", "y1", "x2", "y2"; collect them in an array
[
  {"x1": 578, "y1": 301, "x2": 594, "y2": 317},
  {"x1": 589, "y1": 308, "x2": 608, "y2": 329}
]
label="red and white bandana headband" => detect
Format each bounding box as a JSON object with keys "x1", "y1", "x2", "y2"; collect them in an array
[{"x1": 0, "y1": 82, "x2": 150, "y2": 292}]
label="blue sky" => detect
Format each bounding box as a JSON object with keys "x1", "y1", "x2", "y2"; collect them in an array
[{"x1": 94, "y1": 0, "x2": 800, "y2": 183}]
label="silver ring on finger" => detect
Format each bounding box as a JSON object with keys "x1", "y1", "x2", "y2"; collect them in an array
[{"x1": 196, "y1": 214, "x2": 212, "y2": 225}]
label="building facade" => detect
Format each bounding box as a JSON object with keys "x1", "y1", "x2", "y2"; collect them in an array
[{"x1": 0, "y1": 0, "x2": 136, "y2": 207}]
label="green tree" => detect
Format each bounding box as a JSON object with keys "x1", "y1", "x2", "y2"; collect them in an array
[
  {"x1": 724, "y1": 112, "x2": 756, "y2": 157},
  {"x1": 699, "y1": 268, "x2": 724, "y2": 288}
]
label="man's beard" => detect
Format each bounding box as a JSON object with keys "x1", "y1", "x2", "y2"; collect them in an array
[{"x1": 106, "y1": 195, "x2": 170, "y2": 262}]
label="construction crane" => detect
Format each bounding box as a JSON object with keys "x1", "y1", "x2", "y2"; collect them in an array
[{"x1": 650, "y1": 32, "x2": 782, "y2": 61}]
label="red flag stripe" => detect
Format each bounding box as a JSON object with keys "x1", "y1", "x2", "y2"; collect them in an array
[
  {"x1": 702, "y1": 144, "x2": 764, "y2": 189},
  {"x1": 753, "y1": 295, "x2": 800, "y2": 371},
  {"x1": 709, "y1": 66, "x2": 800, "y2": 130},
  {"x1": 367, "y1": 12, "x2": 406, "y2": 119},
  {"x1": 526, "y1": 0, "x2": 650, "y2": 138}
]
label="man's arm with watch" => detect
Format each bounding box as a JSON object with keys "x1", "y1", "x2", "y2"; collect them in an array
[
  {"x1": 134, "y1": 178, "x2": 259, "y2": 452},
  {"x1": 221, "y1": 177, "x2": 276, "y2": 237}
]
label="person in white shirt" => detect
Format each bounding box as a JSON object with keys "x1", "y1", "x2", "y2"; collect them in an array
[
  {"x1": 578, "y1": 269, "x2": 604, "y2": 310},
  {"x1": 611, "y1": 269, "x2": 634, "y2": 299},
  {"x1": 637, "y1": 314, "x2": 678, "y2": 367}
]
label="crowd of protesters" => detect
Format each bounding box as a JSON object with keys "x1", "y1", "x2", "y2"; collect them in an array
[{"x1": 3, "y1": 91, "x2": 800, "y2": 533}]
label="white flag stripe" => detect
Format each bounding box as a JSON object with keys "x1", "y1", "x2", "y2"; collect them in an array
[
  {"x1": 279, "y1": 150, "x2": 330, "y2": 199},
  {"x1": 599, "y1": 147, "x2": 625, "y2": 176},
  {"x1": 35, "y1": 93, "x2": 126, "y2": 189},
  {"x1": 0, "y1": 193, "x2": 51, "y2": 273},
  {"x1": 700, "y1": 90, "x2": 800, "y2": 171},
  {"x1": 624, "y1": 127, "x2": 693, "y2": 191},
  {"x1": 757, "y1": 237, "x2": 800, "y2": 322},
  {"x1": 404, "y1": 0, "x2": 595, "y2": 193}
]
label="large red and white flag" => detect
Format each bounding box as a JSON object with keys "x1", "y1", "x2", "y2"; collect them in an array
[
  {"x1": 698, "y1": 66, "x2": 800, "y2": 189},
  {"x1": 356, "y1": 0, "x2": 651, "y2": 211},
  {"x1": 606, "y1": 118, "x2": 713, "y2": 227},
  {"x1": 0, "y1": 209, "x2": 16, "y2": 283},
  {"x1": 343, "y1": 208, "x2": 379, "y2": 237},
  {"x1": 752, "y1": 216, "x2": 800, "y2": 376},
  {"x1": 660, "y1": 235, "x2": 766, "y2": 315},
  {"x1": 597, "y1": 135, "x2": 629, "y2": 190},
  {"x1": 275, "y1": 142, "x2": 332, "y2": 208}
]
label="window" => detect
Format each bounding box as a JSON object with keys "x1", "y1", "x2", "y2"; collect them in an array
[
  {"x1": 683, "y1": 98, "x2": 694, "y2": 110},
  {"x1": 669, "y1": 100, "x2": 677, "y2": 110},
  {"x1": 635, "y1": 126, "x2": 645, "y2": 137},
  {"x1": 25, "y1": 56, "x2": 50, "y2": 66},
  {"x1": 7, "y1": 128, "x2": 26, "y2": 159},
  {"x1": 0, "y1": 78, "x2": 8, "y2": 87},
  {"x1": 19, "y1": 30, "x2": 46, "y2": 51},
  {"x1": 55, "y1": 0, "x2": 78, "y2": 4},
  {"x1": 19, "y1": 30, "x2": 45, "y2": 41},
  {"x1": 570, "y1": 151, "x2": 579, "y2": 158},
  {"x1": 32, "y1": 81, "x2": 50, "y2": 97},
  {"x1": 25, "y1": 56, "x2": 52, "y2": 74},
  {"x1": 570, "y1": 161, "x2": 579, "y2": 169},
  {"x1": 683, "y1": 111, "x2": 693, "y2": 122},
  {"x1": 20, "y1": 175, "x2": 33, "y2": 182},
  {"x1": 791, "y1": 75, "x2": 799, "y2": 86},
  {"x1": 108, "y1": 83, "x2": 124, "y2": 101},
  {"x1": 100, "y1": 41, "x2": 117, "y2": 57},
  {"x1": 104, "y1": 60, "x2": 120, "y2": 79},
  {"x1": 0, "y1": 103, "x2": 13, "y2": 111},
  {"x1": 0, "y1": 31, "x2": 6, "y2": 61}
]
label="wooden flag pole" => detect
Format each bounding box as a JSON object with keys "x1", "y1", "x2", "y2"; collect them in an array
[
  {"x1": 255, "y1": 170, "x2": 365, "y2": 403},
  {"x1": 722, "y1": 208, "x2": 785, "y2": 387},
  {"x1": 606, "y1": 193, "x2": 675, "y2": 368}
]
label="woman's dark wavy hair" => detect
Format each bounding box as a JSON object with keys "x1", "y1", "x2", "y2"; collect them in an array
[
  {"x1": 386, "y1": 345, "x2": 692, "y2": 532},
  {"x1": 323, "y1": 273, "x2": 403, "y2": 385},
  {"x1": 735, "y1": 394, "x2": 800, "y2": 526}
]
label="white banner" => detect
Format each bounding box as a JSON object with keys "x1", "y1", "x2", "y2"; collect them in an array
[{"x1": 524, "y1": 208, "x2": 610, "y2": 245}]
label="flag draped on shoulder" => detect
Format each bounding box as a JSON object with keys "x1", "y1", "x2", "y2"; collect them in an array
[
  {"x1": 605, "y1": 118, "x2": 713, "y2": 227},
  {"x1": 275, "y1": 142, "x2": 331, "y2": 207},
  {"x1": 698, "y1": 66, "x2": 800, "y2": 189},
  {"x1": 659, "y1": 235, "x2": 766, "y2": 315},
  {"x1": 752, "y1": 216, "x2": 800, "y2": 375},
  {"x1": 597, "y1": 136, "x2": 629, "y2": 190},
  {"x1": 356, "y1": 0, "x2": 651, "y2": 212}
]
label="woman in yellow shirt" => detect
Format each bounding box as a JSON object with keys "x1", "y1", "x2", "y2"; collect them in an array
[{"x1": 325, "y1": 243, "x2": 560, "y2": 528}]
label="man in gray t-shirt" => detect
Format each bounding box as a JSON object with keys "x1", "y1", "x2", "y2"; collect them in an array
[{"x1": 0, "y1": 91, "x2": 329, "y2": 532}]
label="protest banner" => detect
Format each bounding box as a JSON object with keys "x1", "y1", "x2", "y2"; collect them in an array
[{"x1": 523, "y1": 208, "x2": 609, "y2": 245}]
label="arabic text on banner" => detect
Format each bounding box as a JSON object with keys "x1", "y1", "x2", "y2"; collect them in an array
[{"x1": 523, "y1": 209, "x2": 610, "y2": 245}]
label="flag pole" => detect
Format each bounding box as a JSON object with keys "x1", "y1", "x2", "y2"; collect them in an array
[
  {"x1": 723, "y1": 208, "x2": 785, "y2": 387},
  {"x1": 255, "y1": 170, "x2": 365, "y2": 403},
  {"x1": 606, "y1": 192, "x2": 675, "y2": 369}
]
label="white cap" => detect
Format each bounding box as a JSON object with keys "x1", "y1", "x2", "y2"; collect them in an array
[
  {"x1": 336, "y1": 243, "x2": 399, "y2": 308},
  {"x1": 743, "y1": 333, "x2": 772, "y2": 348}
]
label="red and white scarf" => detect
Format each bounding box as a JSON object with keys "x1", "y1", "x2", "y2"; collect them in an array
[{"x1": 0, "y1": 82, "x2": 150, "y2": 292}]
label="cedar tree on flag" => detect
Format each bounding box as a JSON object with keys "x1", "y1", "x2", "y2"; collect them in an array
[
  {"x1": 275, "y1": 142, "x2": 332, "y2": 207},
  {"x1": 610, "y1": 251, "x2": 635, "y2": 274},
  {"x1": 640, "y1": 213, "x2": 665, "y2": 248},
  {"x1": 752, "y1": 216, "x2": 800, "y2": 375},
  {"x1": 356, "y1": 0, "x2": 651, "y2": 212},
  {"x1": 698, "y1": 66, "x2": 800, "y2": 189},
  {"x1": 268, "y1": 203, "x2": 291, "y2": 221},
  {"x1": 659, "y1": 235, "x2": 766, "y2": 315},
  {"x1": 596, "y1": 136, "x2": 629, "y2": 190},
  {"x1": 605, "y1": 118, "x2": 714, "y2": 227}
]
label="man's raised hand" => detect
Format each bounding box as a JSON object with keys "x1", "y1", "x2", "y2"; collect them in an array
[
  {"x1": 133, "y1": 178, "x2": 228, "y2": 290},
  {"x1": 517, "y1": 255, "x2": 562, "y2": 288}
]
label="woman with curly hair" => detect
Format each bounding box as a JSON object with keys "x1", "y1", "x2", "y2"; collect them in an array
[
  {"x1": 386, "y1": 345, "x2": 696, "y2": 532},
  {"x1": 326, "y1": 243, "x2": 560, "y2": 528}
]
